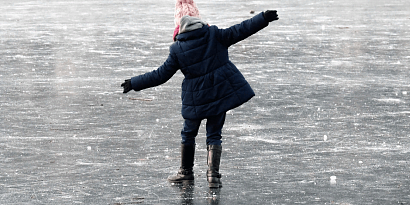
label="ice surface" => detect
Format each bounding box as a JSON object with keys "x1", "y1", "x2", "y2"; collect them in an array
[{"x1": 1, "y1": 0, "x2": 410, "y2": 204}]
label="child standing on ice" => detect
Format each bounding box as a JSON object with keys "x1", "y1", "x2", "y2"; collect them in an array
[{"x1": 121, "y1": 0, "x2": 279, "y2": 188}]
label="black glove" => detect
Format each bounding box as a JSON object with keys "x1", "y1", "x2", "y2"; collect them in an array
[
  {"x1": 121, "y1": 79, "x2": 132, "y2": 93},
  {"x1": 263, "y1": 10, "x2": 279, "y2": 22}
]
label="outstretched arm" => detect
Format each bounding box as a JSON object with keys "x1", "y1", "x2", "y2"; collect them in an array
[
  {"x1": 122, "y1": 53, "x2": 179, "y2": 93},
  {"x1": 216, "y1": 10, "x2": 279, "y2": 48}
]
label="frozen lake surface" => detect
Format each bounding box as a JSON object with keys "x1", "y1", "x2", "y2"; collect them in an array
[{"x1": 1, "y1": 0, "x2": 409, "y2": 204}]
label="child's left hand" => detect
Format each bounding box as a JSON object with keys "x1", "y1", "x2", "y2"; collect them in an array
[{"x1": 263, "y1": 10, "x2": 279, "y2": 22}]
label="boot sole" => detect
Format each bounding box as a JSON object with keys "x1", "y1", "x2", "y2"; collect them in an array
[
  {"x1": 208, "y1": 183, "x2": 222, "y2": 188},
  {"x1": 168, "y1": 179, "x2": 194, "y2": 183},
  {"x1": 168, "y1": 178, "x2": 194, "y2": 183}
]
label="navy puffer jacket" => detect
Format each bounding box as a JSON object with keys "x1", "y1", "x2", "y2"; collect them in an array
[{"x1": 131, "y1": 12, "x2": 269, "y2": 120}]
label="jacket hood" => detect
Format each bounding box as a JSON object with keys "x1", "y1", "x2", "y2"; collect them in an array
[{"x1": 179, "y1": 15, "x2": 207, "y2": 34}]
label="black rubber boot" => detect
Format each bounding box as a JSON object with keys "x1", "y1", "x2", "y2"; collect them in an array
[
  {"x1": 207, "y1": 145, "x2": 222, "y2": 188},
  {"x1": 168, "y1": 144, "x2": 195, "y2": 183}
]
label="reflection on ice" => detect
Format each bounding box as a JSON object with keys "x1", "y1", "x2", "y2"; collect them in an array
[{"x1": 374, "y1": 98, "x2": 404, "y2": 104}]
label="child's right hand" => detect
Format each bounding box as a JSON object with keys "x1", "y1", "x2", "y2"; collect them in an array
[{"x1": 121, "y1": 79, "x2": 132, "y2": 93}]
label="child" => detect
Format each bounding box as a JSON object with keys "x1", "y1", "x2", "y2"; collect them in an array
[{"x1": 121, "y1": 10, "x2": 279, "y2": 188}]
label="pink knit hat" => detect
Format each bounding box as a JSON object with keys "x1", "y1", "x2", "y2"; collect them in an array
[{"x1": 173, "y1": 0, "x2": 201, "y2": 41}]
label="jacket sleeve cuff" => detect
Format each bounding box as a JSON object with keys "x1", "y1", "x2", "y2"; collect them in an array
[{"x1": 130, "y1": 75, "x2": 143, "y2": 91}]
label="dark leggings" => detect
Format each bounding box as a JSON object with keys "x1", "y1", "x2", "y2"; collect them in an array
[{"x1": 180, "y1": 112, "x2": 226, "y2": 145}]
